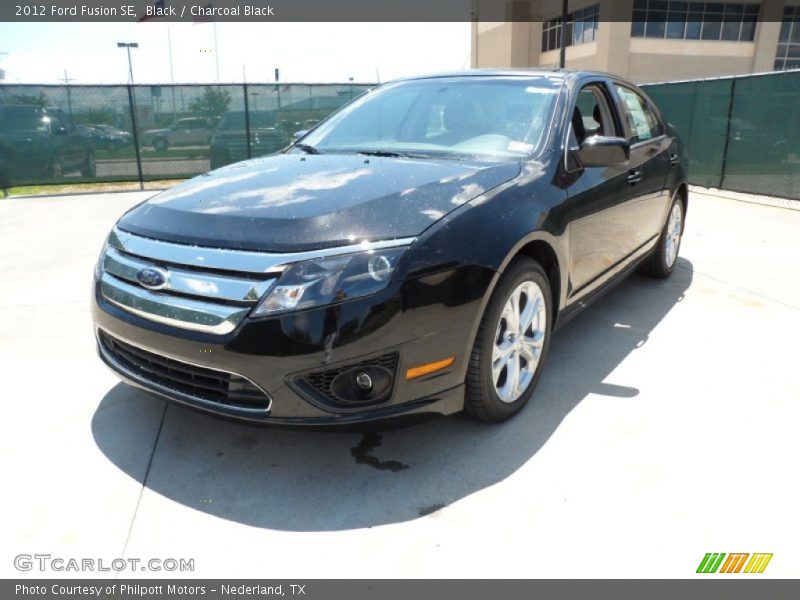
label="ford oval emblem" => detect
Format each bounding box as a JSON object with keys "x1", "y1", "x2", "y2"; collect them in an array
[{"x1": 136, "y1": 267, "x2": 169, "y2": 290}]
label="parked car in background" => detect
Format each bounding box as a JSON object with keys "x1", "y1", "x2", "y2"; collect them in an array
[
  {"x1": 141, "y1": 117, "x2": 214, "y2": 151},
  {"x1": 93, "y1": 70, "x2": 687, "y2": 427},
  {"x1": 276, "y1": 94, "x2": 357, "y2": 133},
  {"x1": 210, "y1": 110, "x2": 289, "y2": 169},
  {"x1": 0, "y1": 105, "x2": 95, "y2": 183},
  {"x1": 0, "y1": 158, "x2": 8, "y2": 192},
  {"x1": 79, "y1": 124, "x2": 133, "y2": 151}
]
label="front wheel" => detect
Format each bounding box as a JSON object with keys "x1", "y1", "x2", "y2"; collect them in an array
[
  {"x1": 465, "y1": 258, "x2": 552, "y2": 423},
  {"x1": 639, "y1": 196, "x2": 685, "y2": 279}
]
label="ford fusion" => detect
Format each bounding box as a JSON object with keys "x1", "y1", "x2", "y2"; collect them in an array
[{"x1": 92, "y1": 70, "x2": 687, "y2": 426}]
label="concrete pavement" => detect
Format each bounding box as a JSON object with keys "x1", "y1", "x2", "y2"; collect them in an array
[{"x1": 0, "y1": 189, "x2": 798, "y2": 578}]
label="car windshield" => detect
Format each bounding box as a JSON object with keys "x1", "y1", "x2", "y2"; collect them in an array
[
  {"x1": 300, "y1": 76, "x2": 561, "y2": 160},
  {"x1": 0, "y1": 107, "x2": 49, "y2": 133}
]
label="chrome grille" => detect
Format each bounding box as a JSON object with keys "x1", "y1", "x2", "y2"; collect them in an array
[
  {"x1": 99, "y1": 227, "x2": 416, "y2": 335},
  {"x1": 99, "y1": 227, "x2": 282, "y2": 335}
]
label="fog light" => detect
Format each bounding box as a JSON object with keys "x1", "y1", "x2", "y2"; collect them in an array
[
  {"x1": 330, "y1": 365, "x2": 393, "y2": 403},
  {"x1": 355, "y1": 371, "x2": 373, "y2": 391}
]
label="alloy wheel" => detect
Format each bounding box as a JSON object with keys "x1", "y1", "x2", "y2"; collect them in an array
[
  {"x1": 665, "y1": 201, "x2": 683, "y2": 267},
  {"x1": 492, "y1": 280, "x2": 547, "y2": 404}
]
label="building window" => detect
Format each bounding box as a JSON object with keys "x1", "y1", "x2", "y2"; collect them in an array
[
  {"x1": 775, "y1": 6, "x2": 800, "y2": 70},
  {"x1": 631, "y1": 1, "x2": 759, "y2": 42},
  {"x1": 541, "y1": 4, "x2": 600, "y2": 53}
]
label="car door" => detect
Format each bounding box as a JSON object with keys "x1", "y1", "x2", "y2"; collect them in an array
[
  {"x1": 168, "y1": 120, "x2": 187, "y2": 145},
  {"x1": 610, "y1": 82, "x2": 673, "y2": 249},
  {"x1": 565, "y1": 80, "x2": 641, "y2": 295},
  {"x1": 47, "y1": 112, "x2": 77, "y2": 173},
  {"x1": 187, "y1": 118, "x2": 209, "y2": 146},
  {"x1": 61, "y1": 114, "x2": 86, "y2": 171}
]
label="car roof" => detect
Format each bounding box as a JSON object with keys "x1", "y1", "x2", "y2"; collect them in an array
[
  {"x1": 0, "y1": 104, "x2": 45, "y2": 110},
  {"x1": 390, "y1": 68, "x2": 639, "y2": 88}
]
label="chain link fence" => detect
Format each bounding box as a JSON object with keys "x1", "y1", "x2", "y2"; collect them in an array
[
  {"x1": 0, "y1": 83, "x2": 372, "y2": 190},
  {"x1": 3, "y1": 75, "x2": 798, "y2": 200},
  {"x1": 642, "y1": 70, "x2": 800, "y2": 200}
]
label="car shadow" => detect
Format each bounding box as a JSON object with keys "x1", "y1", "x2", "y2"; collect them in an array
[{"x1": 92, "y1": 259, "x2": 693, "y2": 531}]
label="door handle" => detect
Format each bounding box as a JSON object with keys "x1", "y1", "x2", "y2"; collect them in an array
[
  {"x1": 669, "y1": 153, "x2": 680, "y2": 166},
  {"x1": 627, "y1": 170, "x2": 643, "y2": 184}
]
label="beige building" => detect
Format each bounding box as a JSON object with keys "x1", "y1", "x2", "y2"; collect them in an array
[{"x1": 471, "y1": 0, "x2": 798, "y2": 82}]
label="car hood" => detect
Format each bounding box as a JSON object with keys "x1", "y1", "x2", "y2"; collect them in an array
[
  {"x1": 116, "y1": 153, "x2": 521, "y2": 252},
  {"x1": 143, "y1": 128, "x2": 169, "y2": 136}
]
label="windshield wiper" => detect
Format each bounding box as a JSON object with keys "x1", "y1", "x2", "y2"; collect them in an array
[
  {"x1": 294, "y1": 143, "x2": 323, "y2": 154},
  {"x1": 356, "y1": 149, "x2": 426, "y2": 158}
]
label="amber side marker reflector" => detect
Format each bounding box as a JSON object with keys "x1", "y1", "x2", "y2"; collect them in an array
[{"x1": 406, "y1": 356, "x2": 455, "y2": 380}]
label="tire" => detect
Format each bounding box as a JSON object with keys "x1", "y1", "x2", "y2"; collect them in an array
[
  {"x1": 639, "y1": 195, "x2": 685, "y2": 279},
  {"x1": 153, "y1": 137, "x2": 169, "y2": 151},
  {"x1": 80, "y1": 150, "x2": 96, "y2": 178},
  {"x1": 465, "y1": 257, "x2": 553, "y2": 423}
]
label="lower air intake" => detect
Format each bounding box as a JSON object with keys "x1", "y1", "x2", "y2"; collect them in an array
[{"x1": 98, "y1": 330, "x2": 271, "y2": 410}]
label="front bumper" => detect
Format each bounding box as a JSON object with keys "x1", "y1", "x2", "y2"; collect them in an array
[{"x1": 92, "y1": 262, "x2": 492, "y2": 426}]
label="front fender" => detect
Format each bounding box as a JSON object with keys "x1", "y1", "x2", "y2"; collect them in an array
[{"x1": 406, "y1": 160, "x2": 570, "y2": 356}]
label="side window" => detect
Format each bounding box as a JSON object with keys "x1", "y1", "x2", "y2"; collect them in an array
[
  {"x1": 51, "y1": 110, "x2": 76, "y2": 132},
  {"x1": 614, "y1": 85, "x2": 661, "y2": 144},
  {"x1": 570, "y1": 84, "x2": 616, "y2": 146}
]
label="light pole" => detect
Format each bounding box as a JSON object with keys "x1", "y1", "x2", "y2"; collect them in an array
[
  {"x1": 117, "y1": 42, "x2": 138, "y2": 84},
  {"x1": 57, "y1": 69, "x2": 75, "y2": 118},
  {"x1": 118, "y1": 42, "x2": 143, "y2": 190}
]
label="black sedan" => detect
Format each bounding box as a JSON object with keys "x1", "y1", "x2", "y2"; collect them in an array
[{"x1": 92, "y1": 69, "x2": 687, "y2": 426}]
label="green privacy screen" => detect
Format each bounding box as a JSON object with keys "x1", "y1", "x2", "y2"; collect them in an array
[
  {"x1": 2, "y1": 75, "x2": 798, "y2": 199},
  {"x1": 0, "y1": 83, "x2": 372, "y2": 189},
  {"x1": 643, "y1": 70, "x2": 800, "y2": 200}
]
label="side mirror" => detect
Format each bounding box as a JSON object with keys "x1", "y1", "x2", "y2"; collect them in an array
[
  {"x1": 292, "y1": 130, "x2": 308, "y2": 141},
  {"x1": 576, "y1": 136, "x2": 630, "y2": 167}
]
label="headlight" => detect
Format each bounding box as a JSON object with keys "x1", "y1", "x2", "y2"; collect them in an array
[
  {"x1": 251, "y1": 246, "x2": 408, "y2": 317},
  {"x1": 94, "y1": 236, "x2": 109, "y2": 280}
]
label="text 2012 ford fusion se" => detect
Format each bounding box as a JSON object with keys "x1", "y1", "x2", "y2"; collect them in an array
[{"x1": 92, "y1": 70, "x2": 687, "y2": 426}]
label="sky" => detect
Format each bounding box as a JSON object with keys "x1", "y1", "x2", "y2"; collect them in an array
[{"x1": 0, "y1": 22, "x2": 471, "y2": 84}]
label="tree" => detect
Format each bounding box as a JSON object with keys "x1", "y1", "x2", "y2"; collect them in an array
[
  {"x1": 188, "y1": 87, "x2": 231, "y2": 118},
  {"x1": 73, "y1": 107, "x2": 116, "y2": 126},
  {"x1": 10, "y1": 91, "x2": 50, "y2": 107}
]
